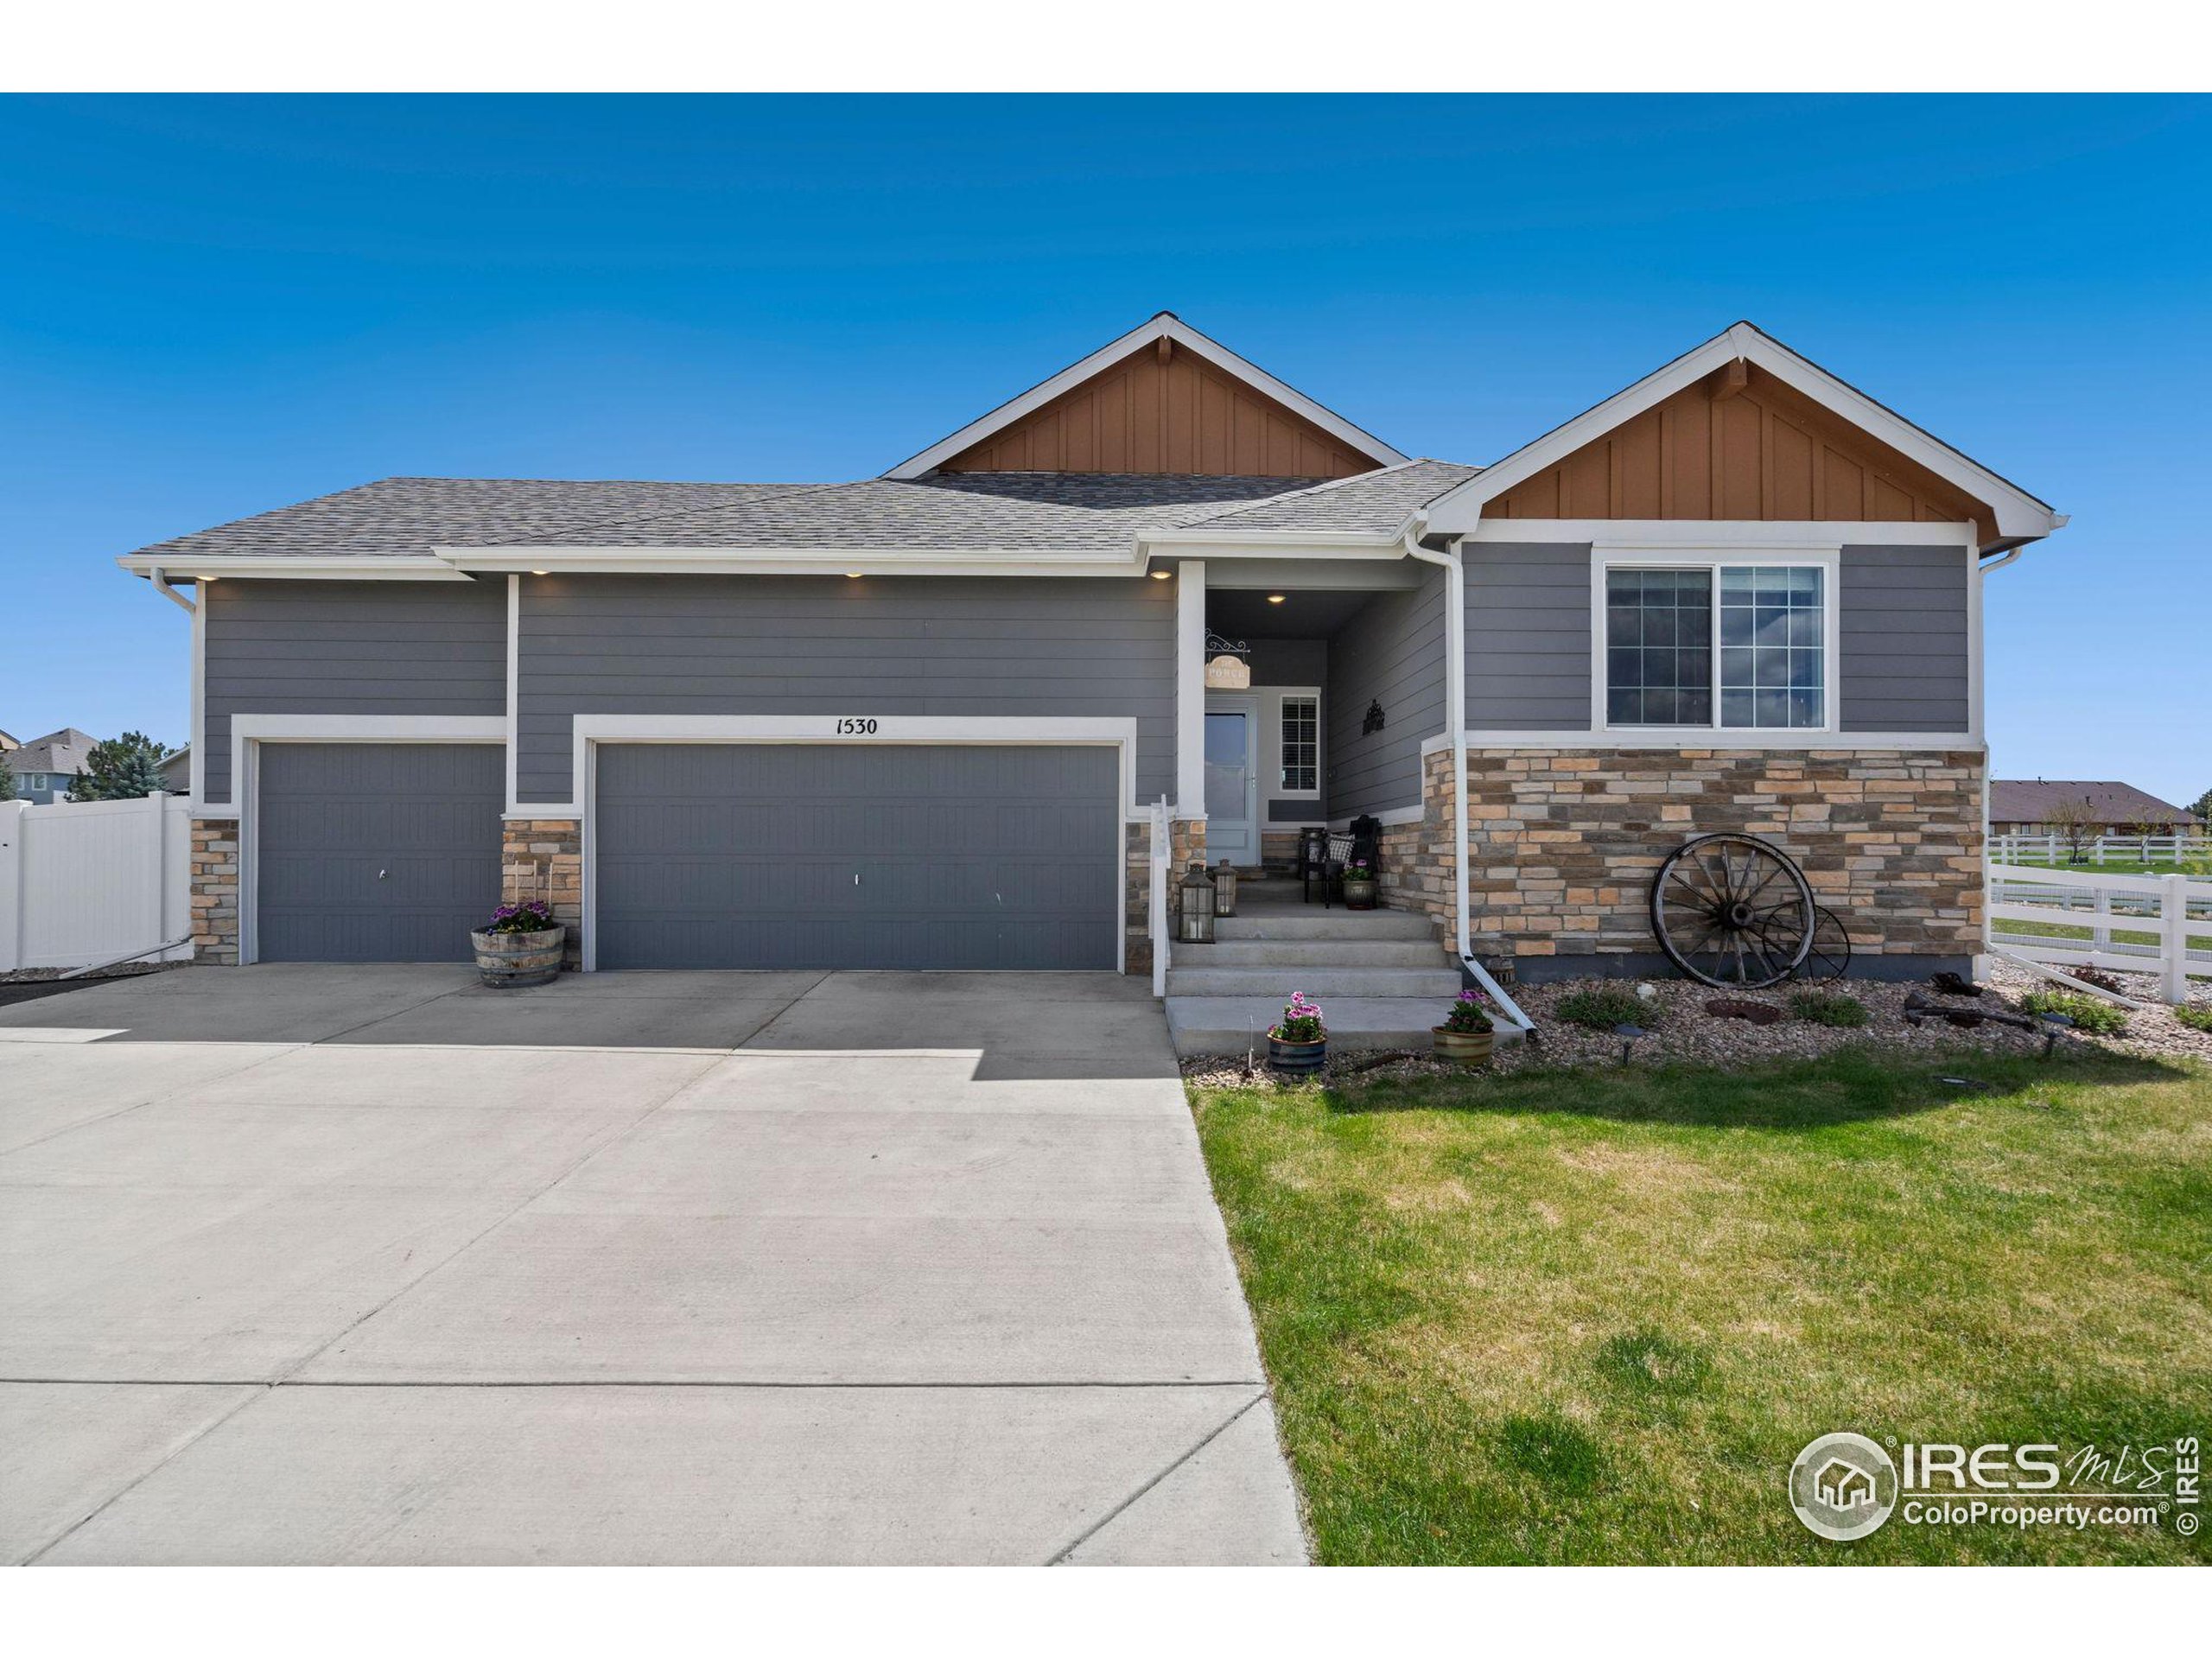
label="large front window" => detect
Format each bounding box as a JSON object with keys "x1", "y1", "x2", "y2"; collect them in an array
[{"x1": 1605, "y1": 563, "x2": 1827, "y2": 730}]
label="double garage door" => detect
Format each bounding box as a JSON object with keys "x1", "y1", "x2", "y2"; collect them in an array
[
  {"x1": 594, "y1": 744, "x2": 1119, "y2": 970},
  {"x1": 254, "y1": 741, "x2": 1118, "y2": 970}
]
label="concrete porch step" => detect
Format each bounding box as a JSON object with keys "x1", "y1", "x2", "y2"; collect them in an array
[
  {"x1": 1212, "y1": 910, "x2": 1436, "y2": 942},
  {"x1": 1166, "y1": 995, "x2": 1528, "y2": 1057},
  {"x1": 1185, "y1": 938, "x2": 1448, "y2": 968},
  {"x1": 1164, "y1": 965, "x2": 1465, "y2": 998}
]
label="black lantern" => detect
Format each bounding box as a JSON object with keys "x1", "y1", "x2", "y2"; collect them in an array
[
  {"x1": 1177, "y1": 861, "x2": 1217, "y2": 944},
  {"x1": 1212, "y1": 859, "x2": 1239, "y2": 918}
]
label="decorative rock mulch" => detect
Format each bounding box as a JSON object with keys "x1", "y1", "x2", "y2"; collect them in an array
[{"x1": 1179, "y1": 960, "x2": 2212, "y2": 1089}]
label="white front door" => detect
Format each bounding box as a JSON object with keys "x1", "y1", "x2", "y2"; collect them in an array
[{"x1": 1203, "y1": 696, "x2": 1260, "y2": 864}]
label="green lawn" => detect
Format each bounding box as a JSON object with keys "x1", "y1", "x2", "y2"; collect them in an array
[{"x1": 1192, "y1": 1050, "x2": 2212, "y2": 1564}]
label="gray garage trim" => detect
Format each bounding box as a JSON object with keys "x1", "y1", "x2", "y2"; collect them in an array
[
  {"x1": 590, "y1": 743, "x2": 1122, "y2": 971},
  {"x1": 253, "y1": 743, "x2": 504, "y2": 963}
]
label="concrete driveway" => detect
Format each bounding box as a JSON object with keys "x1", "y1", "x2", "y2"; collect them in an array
[{"x1": 0, "y1": 966, "x2": 1302, "y2": 1565}]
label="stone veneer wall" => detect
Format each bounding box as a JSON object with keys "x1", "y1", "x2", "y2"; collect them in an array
[
  {"x1": 189, "y1": 820, "x2": 240, "y2": 965},
  {"x1": 1379, "y1": 746, "x2": 1984, "y2": 982},
  {"x1": 501, "y1": 819, "x2": 583, "y2": 968},
  {"x1": 1122, "y1": 817, "x2": 1206, "y2": 977}
]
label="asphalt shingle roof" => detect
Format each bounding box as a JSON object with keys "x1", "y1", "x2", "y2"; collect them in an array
[
  {"x1": 118, "y1": 463, "x2": 1490, "y2": 563},
  {"x1": 1989, "y1": 780, "x2": 2199, "y2": 827},
  {"x1": 501, "y1": 473, "x2": 1324, "y2": 551},
  {"x1": 122, "y1": 478, "x2": 830, "y2": 563},
  {"x1": 10, "y1": 728, "x2": 99, "y2": 774},
  {"x1": 1176, "y1": 459, "x2": 1480, "y2": 534}
]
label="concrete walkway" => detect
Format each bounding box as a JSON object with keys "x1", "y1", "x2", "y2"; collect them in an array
[{"x1": 0, "y1": 966, "x2": 1304, "y2": 1565}]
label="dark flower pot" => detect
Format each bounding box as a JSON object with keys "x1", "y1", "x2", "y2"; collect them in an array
[
  {"x1": 1342, "y1": 878, "x2": 1378, "y2": 911},
  {"x1": 471, "y1": 925, "x2": 565, "y2": 988},
  {"x1": 1268, "y1": 1034, "x2": 1327, "y2": 1075}
]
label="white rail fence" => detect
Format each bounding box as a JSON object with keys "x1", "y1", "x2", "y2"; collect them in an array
[
  {"x1": 1987, "y1": 861, "x2": 2210, "y2": 1004},
  {"x1": 1990, "y1": 832, "x2": 2208, "y2": 868},
  {"x1": 0, "y1": 793, "x2": 194, "y2": 973}
]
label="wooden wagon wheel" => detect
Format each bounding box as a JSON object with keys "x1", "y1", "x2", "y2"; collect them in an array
[
  {"x1": 1648, "y1": 833, "x2": 1817, "y2": 990},
  {"x1": 1792, "y1": 906, "x2": 1853, "y2": 985}
]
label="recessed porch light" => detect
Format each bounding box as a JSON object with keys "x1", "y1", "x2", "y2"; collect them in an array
[
  {"x1": 1266, "y1": 594, "x2": 1286, "y2": 604},
  {"x1": 1149, "y1": 569, "x2": 1173, "y2": 580},
  {"x1": 847, "y1": 572, "x2": 864, "y2": 579},
  {"x1": 530, "y1": 569, "x2": 550, "y2": 576}
]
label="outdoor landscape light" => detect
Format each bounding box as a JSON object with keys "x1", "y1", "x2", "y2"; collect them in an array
[
  {"x1": 1613, "y1": 1021, "x2": 1647, "y2": 1065},
  {"x1": 1177, "y1": 861, "x2": 1217, "y2": 944}
]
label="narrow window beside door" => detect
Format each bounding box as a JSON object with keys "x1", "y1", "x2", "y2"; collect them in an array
[{"x1": 1280, "y1": 696, "x2": 1318, "y2": 791}]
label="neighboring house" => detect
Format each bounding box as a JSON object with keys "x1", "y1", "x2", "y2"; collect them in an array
[
  {"x1": 157, "y1": 744, "x2": 192, "y2": 795},
  {"x1": 1989, "y1": 779, "x2": 2200, "y2": 837},
  {"x1": 118, "y1": 315, "x2": 2061, "y2": 978},
  {"x1": 5, "y1": 728, "x2": 99, "y2": 804}
]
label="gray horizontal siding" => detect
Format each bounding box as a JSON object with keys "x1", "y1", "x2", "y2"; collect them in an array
[
  {"x1": 1325, "y1": 567, "x2": 1446, "y2": 818},
  {"x1": 1465, "y1": 542, "x2": 1592, "y2": 731},
  {"x1": 1839, "y1": 544, "x2": 1969, "y2": 732},
  {"x1": 202, "y1": 579, "x2": 507, "y2": 803},
  {"x1": 517, "y1": 575, "x2": 1176, "y2": 805}
]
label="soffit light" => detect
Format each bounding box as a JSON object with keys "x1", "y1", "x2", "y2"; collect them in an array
[
  {"x1": 1149, "y1": 569, "x2": 1173, "y2": 580},
  {"x1": 1266, "y1": 594, "x2": 1286, "y2": 604}
]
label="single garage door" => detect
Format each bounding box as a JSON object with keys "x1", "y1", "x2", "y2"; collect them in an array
[
  {"x1": 594, "y1": 743, "x2": 1120, "y2": 969},
  {"x1": 256, "y1": 743, "x2": 505, "y2": 963}
]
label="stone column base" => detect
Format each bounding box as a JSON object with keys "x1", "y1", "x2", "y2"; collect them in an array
[
  {"x1": 502, "y1": 819, "x2": 583, "y2": 969},
  {"x1": 188, "y1": 819, "x2": 239, "y2": 965}
]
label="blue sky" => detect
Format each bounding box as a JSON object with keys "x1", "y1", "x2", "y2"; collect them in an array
[{"x1": 3, "y1": 94, "x2": 2205, "y2": 804}]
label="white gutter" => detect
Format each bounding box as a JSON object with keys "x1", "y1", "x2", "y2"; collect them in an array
[
  {"x1": 148, "y1": 567, "x2": 196, "y2": 614},
  {"x1": 1402, "y1": 524, "x2": 1534, "y2": 1034}
]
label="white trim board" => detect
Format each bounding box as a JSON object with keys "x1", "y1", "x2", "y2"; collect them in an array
[
  {"x1": 881, "y1": 312, "x2": 1408, "y2": 480},
  {"x1": 1463, "y1": 519, "x2": 1974, "y2": 548},
  {"x1": 1421, "y1": 732, "x2": 1984, "y2": 754},
  {"x1": 569, "y1": 715, "x2": 1140, "y2": 975},
  {"x1": 1421, "y1": 322, "x2": 2062, "y2": 547}
]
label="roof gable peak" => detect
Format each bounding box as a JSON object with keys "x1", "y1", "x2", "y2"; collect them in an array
[{"x1": 883, "y1": 313, "x2": 1407, "y2": 481}]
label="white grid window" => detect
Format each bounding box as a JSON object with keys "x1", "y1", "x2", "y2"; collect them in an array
[
  {"x1": 1603, "y1": 562, "x2": 1827, "y2": 732},
  {"x1": 1280, "y1": 696, "x2": 1318, "y2": 791}
]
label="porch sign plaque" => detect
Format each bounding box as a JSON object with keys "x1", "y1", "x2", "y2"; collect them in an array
[{"x1": 1204, "y1": 654, "x2": 1250, "y2": 689}]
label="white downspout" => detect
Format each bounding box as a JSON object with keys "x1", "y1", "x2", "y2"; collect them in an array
[
  {"x1": 149, "y1": 567, "x2": 196, "y2": 615},
  {"x1": 1402, "y1": 524, "x2": 1533, "y2": 1033}
]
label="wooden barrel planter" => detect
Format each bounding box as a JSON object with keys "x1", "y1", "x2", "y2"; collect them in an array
[
  {"x1": 471, "y1": 926, "x2": 566, "y2": 989},
  {"x1": 1431, "y1": 1026, "x2": 1494, "y2": 1066}
]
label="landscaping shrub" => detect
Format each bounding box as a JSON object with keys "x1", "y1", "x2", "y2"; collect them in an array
[
  {"x1": 1788, "y1": 988, "x2": 1870, "y2": 1028},
  {"x1": 2020, "y1": 988, "x2": 2129, "y2": 1035},
  {"x1": 2174, "y1": 1004, "x2": 2212, "y2": 1033},
  {"x1": 2068, "y1": 965, "x2": 2129, "y2": 995},
  {"x1": 1554, "y1": 985, "x2": 1653, "y2": 1031}
]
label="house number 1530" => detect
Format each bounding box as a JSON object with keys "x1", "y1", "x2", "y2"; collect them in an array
[{"x1": 835, "y1": 718, "x2": 879, "y2": 734}]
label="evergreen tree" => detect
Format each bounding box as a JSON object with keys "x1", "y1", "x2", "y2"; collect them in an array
[
  {"x1": 2192, "y1": 785, "x2": 2212, "y2": 824},
  {"x1": 0, "y1": 752, "x2": 15, "y2": 800},
  {"x1": 67, "y1": 732, "x2": 175, "y2": 801}
]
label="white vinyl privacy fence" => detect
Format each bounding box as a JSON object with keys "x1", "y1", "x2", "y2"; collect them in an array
[
  {"x1": 0, "y1": 793, "x2": 194, "y2": 972},
  {"x1": 1987, "y1": 861, "x2": 2210, "y2": 1004}
]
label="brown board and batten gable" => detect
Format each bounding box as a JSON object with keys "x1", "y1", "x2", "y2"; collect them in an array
[
  {"x1": 1479, "y1": 360, "x2": 1993, "y2": 538},
  {"x1": 938, "y1": 338, "x2": 1379, "y2": 479},
  {"x1": 887, "y1": 311, "x2": 1406, "y2": 482}
]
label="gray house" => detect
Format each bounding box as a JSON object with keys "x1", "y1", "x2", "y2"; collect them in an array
[
  {"x1": 118, "y1": 315, "x2": 2059, "y2": 986},
  {"x1": 5, "y1": 728, "x2": 99, "y2": 804}
]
